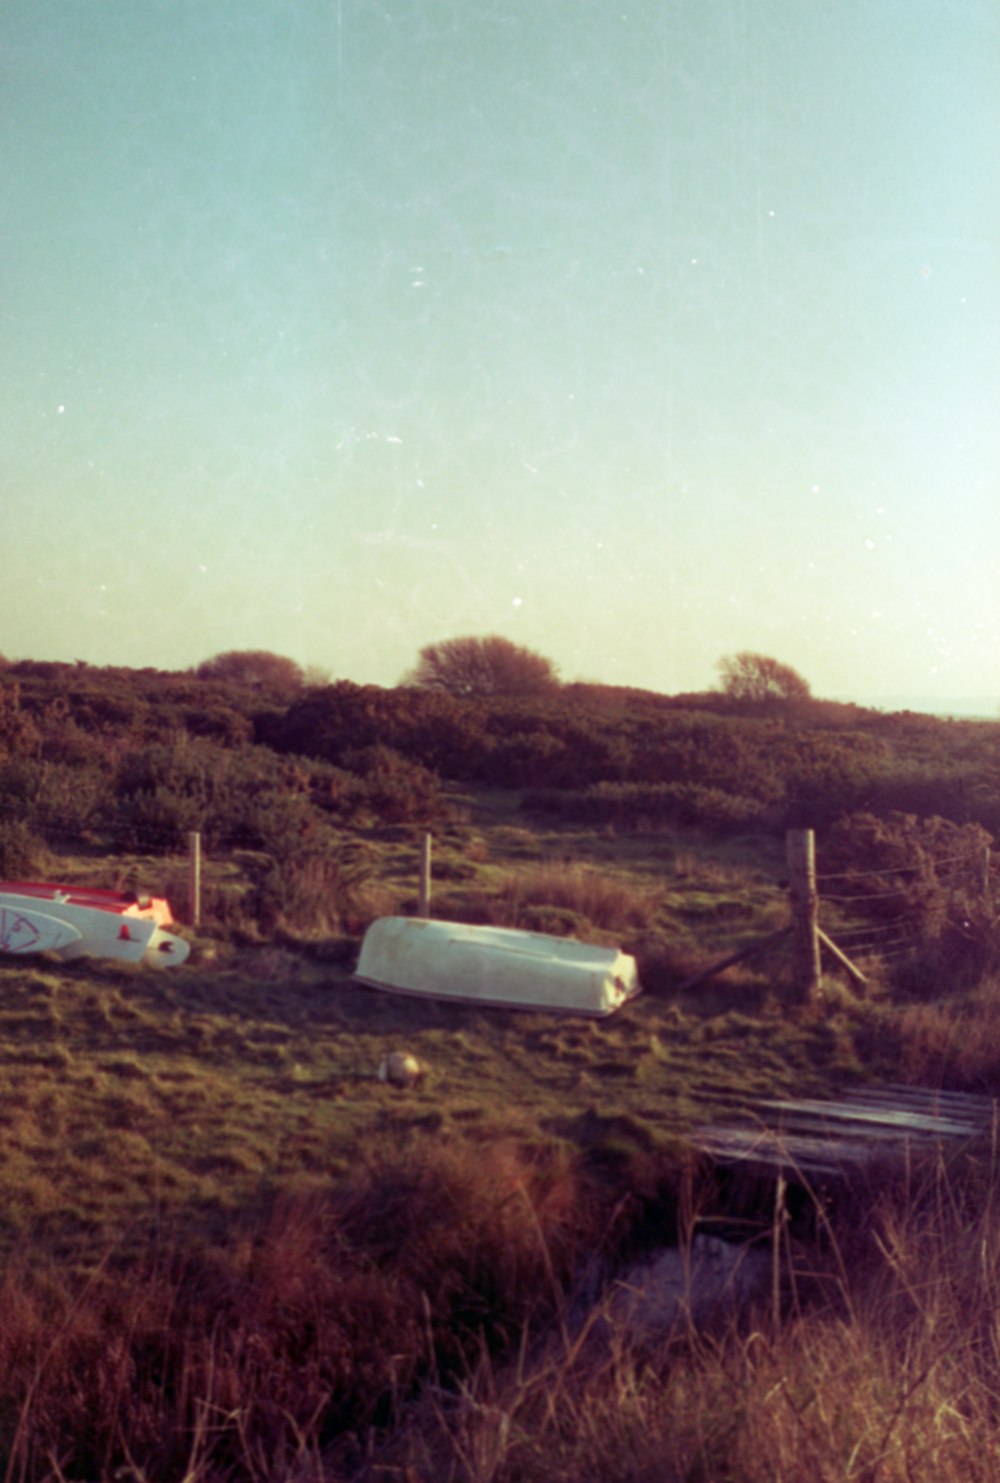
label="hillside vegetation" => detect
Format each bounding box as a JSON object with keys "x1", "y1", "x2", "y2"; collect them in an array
[
  {"x1": 2, "y1": 661, "x2": 996, "y2": 981},
  {"x1": 1, "y1": 659, "x2": 1000, "y2": 1478},
  {"x1": 4, "y1": 659, "x2": 1000, "y2": 856}
]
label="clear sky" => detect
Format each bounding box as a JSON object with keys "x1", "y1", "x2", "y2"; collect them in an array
[{"x1": 2, "y1": 0, "x2": 998, "y2": 704}]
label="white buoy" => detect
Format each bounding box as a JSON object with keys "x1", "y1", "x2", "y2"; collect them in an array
[{"x1": 377, "y1": 1052, "x2": 424, "y2": 1088}]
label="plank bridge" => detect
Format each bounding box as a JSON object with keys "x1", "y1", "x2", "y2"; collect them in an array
[{"x1": 695, "y1": 1085, "x2": 997, "y2": 1180}]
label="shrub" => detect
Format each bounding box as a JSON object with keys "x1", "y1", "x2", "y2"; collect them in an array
[
  {"x1": 0, "y1": 756, "x2": 44, "y2": 819},
  {"x1": 501, "y1": 862, "x2": 661, "y2": 931},
  {"x1": 343, "y1": 745, "x2": 441, "y2": 824},
  {"x1": 179, "y1": 704, "x2": 254, "y2": 745},
  {"x1": 717, "y1": 650, "x2": 811, "y2": 706},
  {"x1": 336, "y1": 1136, "x2": 584, "y2": 1344},
  {"x1": 0, "y1": 818, "x2": 43, "y2": 877},
  {"x1": 193, "y1": 649, "x2": 305, "y2": 692},
  {"x1": 0, "y1": 682, "x2": 42, "y2": 757},
  {"x1": 111, "y1": 741, "x2": 344, "y2": 853},
  {"x1": 0, "y1": 1135, "x2": 609, "y2": 1479},
  {"x1": 33, "y1": 763, "x2": 112, "y2": 844},
  {"x1": 486, "y1": 730, "x2": 570, "y2": 787},
  {"x1": 250, "y1": 843, "x2": 376, "y2": 935},
  {"x1": 404, "y1": 634, "x2": 560, "y2": 698},
  {"x1": 821, "y1": 811, "x2": 996, "y2": 987},
  {"x1": 525, "y1": 782, "x2": 768, "y2": 834}
]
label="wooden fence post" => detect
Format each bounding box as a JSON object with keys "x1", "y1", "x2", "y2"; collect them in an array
[
  {"x1": 188, "y1": 830, "x2": 202, "y2": 928},
  {"x1": 418, "y1": 832, "x2": 432, "y2": 918},
  {"x1": 786, "y1": 828, "x2": 821, "y2": 1000},
  {"x1": 982, "y1": 846, "x2": 991, "y2": 900}
]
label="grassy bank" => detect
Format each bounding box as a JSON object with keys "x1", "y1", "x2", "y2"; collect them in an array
[
  {"x1": 4, "y1": 1106, "x2": 1000, "y2": 1479},
  {"x1": 366, "y1": 1141, "x2": 1000, "y2": 1483},
  {"x1": 1, "y1": 789, "x2": 998, "y2": 1477}
]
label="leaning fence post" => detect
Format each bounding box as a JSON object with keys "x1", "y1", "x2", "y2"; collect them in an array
[
  {"x1": 787, "y1": 828, "x2": 821, "y2": 1000},
  {"x1": 188, "y1": 830, "x2": 202, "y2": 928},
  {"x1": 418, "y1": 831, "x2": 432, "y2": 918}
]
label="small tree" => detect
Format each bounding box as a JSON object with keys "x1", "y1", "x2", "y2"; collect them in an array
[
  {"x1": 194, "y1": 650, "x2": 305, "y2": 692},
  {"x1": 717, "y1": 652, "x2": 811, "y2": 708},
  {"x1": 404, "y1": 635, "x2": 559, "y2": 699}
]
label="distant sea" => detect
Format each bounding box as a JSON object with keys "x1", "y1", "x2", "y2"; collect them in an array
[{"x1": 848, "y1": 697, "x2": 998, "y2": 720}]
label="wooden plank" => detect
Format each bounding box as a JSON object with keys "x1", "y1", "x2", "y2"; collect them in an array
[
  {"x1": 696, "y1": 1127, "x2": 880, "y2": 1176},
  {"x1": 816, "y1": 927, "x2": 867, "y2": 985},
  {"x1": 757, "y1": 1098, "x2": 982, "y2": 1137},
  {"x1": 674, "y1": 928, "x2": 789, "y2": 994},
  {"x1": 694, "y1": 1084, "x2": 996, "y2": 1178},
  {"x1": 853, "y1": 1086, "x2": 994, "y2": 1115}
]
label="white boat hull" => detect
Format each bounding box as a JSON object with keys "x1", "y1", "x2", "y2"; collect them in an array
[{"x1": 356, "y1": 917, "x2": 640, "y2": 1017}]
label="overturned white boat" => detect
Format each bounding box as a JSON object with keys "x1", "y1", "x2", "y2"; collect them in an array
[
  {"x1": 355, "y1": 917, "x2": 640, "y2": 1017},
  {"x1": 0, "y1": 881, "x2": 190, "y2": 969}
]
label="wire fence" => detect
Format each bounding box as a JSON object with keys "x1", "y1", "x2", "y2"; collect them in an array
[
  {"x1": 814, "y1": 843, "x2": 992, "y2": 966},
  {"x1": 5, "y1": 794, "x2": 996, "y2": 970}
]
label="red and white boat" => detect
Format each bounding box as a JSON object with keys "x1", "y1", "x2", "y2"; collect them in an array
[{"x1": 0, "y1": 881, "x2": 190, "y2": 969}]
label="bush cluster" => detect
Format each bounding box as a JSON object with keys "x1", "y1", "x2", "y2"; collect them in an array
[
  {"x1": 525, "y1": 781, "x2": 768, "y2": 834},
  {"x1": 2, "y1": 664, "x2": 998, "y2": 941},
  {"x1": 0, "y1": 670, "x2": 443, "y2": 936},
  {"x1": 267, "y1": 680, "x2": 1000, "y2": 839}
]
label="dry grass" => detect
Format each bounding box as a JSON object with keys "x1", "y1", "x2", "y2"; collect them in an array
[
  {"x1": 850, "y1": 971, "x2": 1000, "y2": 1090},
  {"x1": 482, "y1": 861, "x2": 664, "y2": 933},
  {"x1": 358, "y1": 1146, "x2": 1000, "y2": 1483},
  {"x1": 1, "y1": 999, "x2": 997, "y2": 1482},
  {"x1": 2, "y1": 804, "x2": 999, "y2": 1477},
  {"x1": 0, "y1": 1137, "x2": 597, "y2": 1480}
]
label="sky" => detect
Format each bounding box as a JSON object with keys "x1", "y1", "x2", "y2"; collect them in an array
[{"x1": 2, "y1": 0, "x2": 999, "y2": 707}]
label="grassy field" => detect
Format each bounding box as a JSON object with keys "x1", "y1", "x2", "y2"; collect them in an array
[
  {"x1": 2, "y1": 790, "x2": 999, "y2": 1478},
  {"x1": 0, "y1": 794, "x2": 854, "y2": 1252}
]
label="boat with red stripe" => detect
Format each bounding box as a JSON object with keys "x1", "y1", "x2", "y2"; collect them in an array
[{"x1": 0, "y1": 881, "x2": 190, "y2": 968}]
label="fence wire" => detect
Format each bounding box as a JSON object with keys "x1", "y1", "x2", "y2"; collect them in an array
[{"x1": 816, "y1": 845, "x2": 991, "y2": 967}]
